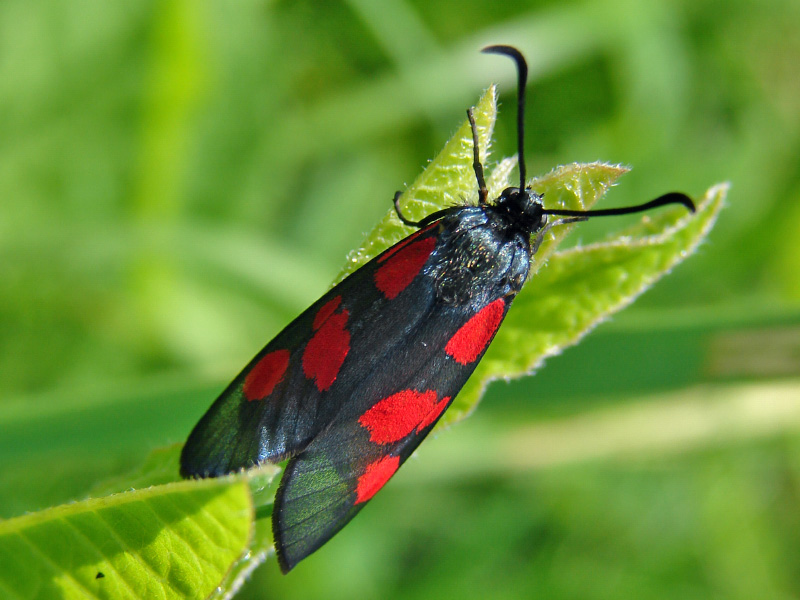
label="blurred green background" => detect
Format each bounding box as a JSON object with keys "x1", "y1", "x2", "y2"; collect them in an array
[{"x1": 2, "y1": 0, "x2": 800, "y2": 597}]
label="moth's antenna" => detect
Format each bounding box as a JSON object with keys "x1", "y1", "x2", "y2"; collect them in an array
[
  {"x1": 481, "y1": 46, "x2": 696, "y2": 219},
  {"x1": 543, "y1": 192, "x2": 696, "y2": 217},
  {"x1": 482, "y1": 45, "x2": 528, "y2": 191}
]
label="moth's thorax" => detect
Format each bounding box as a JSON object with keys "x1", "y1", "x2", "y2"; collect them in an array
[{"x1": 425, "y1": 202, "x2": 533, "y2": 309}]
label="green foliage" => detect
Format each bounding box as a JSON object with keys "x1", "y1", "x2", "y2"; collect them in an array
[{"x1": 1, "y1": 1, "x2": 798, "y2": 598}]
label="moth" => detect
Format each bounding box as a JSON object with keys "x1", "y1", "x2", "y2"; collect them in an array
[{"x1": 181, "y1": 45, "x2": 694, "y2": 573}]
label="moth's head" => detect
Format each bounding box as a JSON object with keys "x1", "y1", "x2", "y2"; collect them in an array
[{"x1": 495, "y1": 186, "x2": 547, "y2": 233}]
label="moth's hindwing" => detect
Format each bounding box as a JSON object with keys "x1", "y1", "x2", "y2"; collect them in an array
[{"x1": 272, "y1": 291, "x2": 512, "y2": 572}]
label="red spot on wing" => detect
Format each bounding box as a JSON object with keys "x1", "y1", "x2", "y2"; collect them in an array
[
  {"x1": 416, "y1": 394, "x2": 451, "y2": 431},
  {"x1": 378, "y1": 229, "x2": 423, "y2": 263},
  {"x1": 243, "y1": 349, "x2": 290, "y2": 401},
  {"x1": 378, "y1": 223, "x2": 437, "y2": 263},
  {"x1": 445, "y1": 298, "x2": 506, "y2": 365},
  {"x1": 374, "y1": 237, "x2": 436, "y2": 300},
  {"x1": 355, "y1": 455, "x2": 400, "y2": 504},
  {"x1": 313, "y1": 296, "x2": 342, "y2": 330},
  {"x1": 303, "y1": 300, "x2": 350, "y2": 392},
  {"x1": 359, "y1": 389, "x2": 451, "y2": 444}
]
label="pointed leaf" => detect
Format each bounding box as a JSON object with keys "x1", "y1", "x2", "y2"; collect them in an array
[
  {"x1": 332, "y1": 86, "x2": 498, "y2": 284},
  {"x1": 442, "y1": 183, "x2": 727, "y2": 425}
]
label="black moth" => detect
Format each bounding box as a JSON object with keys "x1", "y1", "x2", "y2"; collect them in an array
[{"x1": 181, "y1": 45, "x2": 695, "y2": 573}]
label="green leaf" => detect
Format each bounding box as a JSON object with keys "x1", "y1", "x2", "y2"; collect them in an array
[
  {"x1": 0, "y1": 477, "x2": 252, "y2": 600},
  {"x1": 90, "y1": 447, "x2": 281, "y2": 600},
  {"x1": 443, "y1": 182, "x2": 727, "y2": 425}
]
